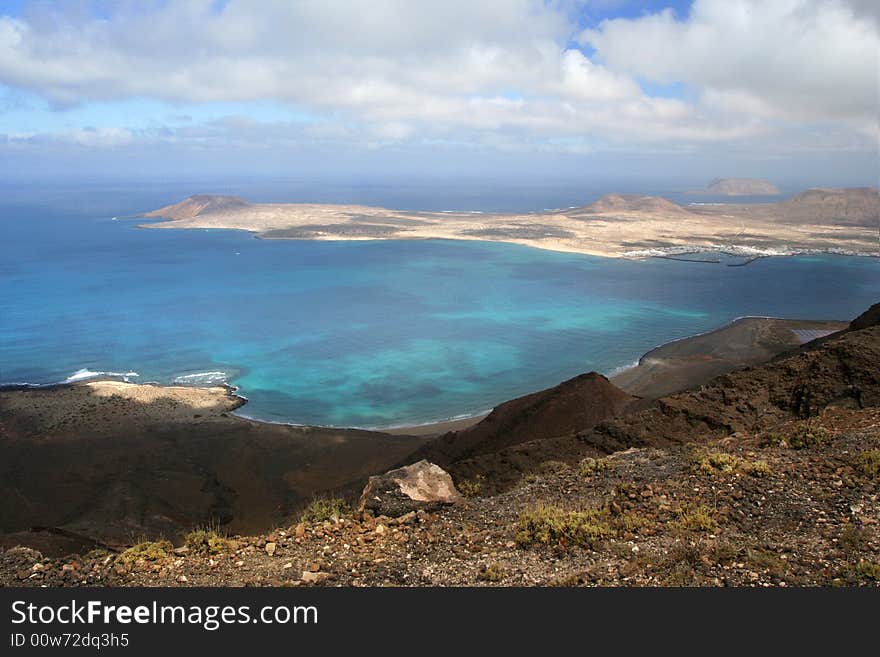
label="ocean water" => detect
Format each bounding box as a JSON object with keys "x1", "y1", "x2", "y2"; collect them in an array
[{"x1": 1, "y1": 182, "x2": 878, "y2": 428}]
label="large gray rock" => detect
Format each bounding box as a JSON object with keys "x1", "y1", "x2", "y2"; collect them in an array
[{"x1": 358, "y1": 460, "x2": 462, "y2": 517}]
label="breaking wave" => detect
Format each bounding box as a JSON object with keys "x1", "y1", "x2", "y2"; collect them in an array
[
  {"x1": 171, "y1": 371, "x2": 229, "y2": 385},
  {"x1": 64, "y1": 368, "x2": 139, "y2": 383}
]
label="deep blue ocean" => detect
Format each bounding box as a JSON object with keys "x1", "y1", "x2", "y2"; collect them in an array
[{"x1": 2, "y1": 179, "x2": 878, "y2": 428}]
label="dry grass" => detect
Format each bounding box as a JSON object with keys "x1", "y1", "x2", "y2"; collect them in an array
[{"x1": 690, "y1": 450, "x2": 771, "y2": 476}]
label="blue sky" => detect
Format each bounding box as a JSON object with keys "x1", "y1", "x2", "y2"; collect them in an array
[{"x1": 0, "y1": 1, "x2": 876, "y2": 184}]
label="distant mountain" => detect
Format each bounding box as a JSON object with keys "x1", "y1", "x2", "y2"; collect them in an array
[
  {"x1": 144, "y1": 195, "x2": 250, "y2": 220},
  {"x1": 579, "y1": 193, "x2": 690, "y2": 215},
  {"x1": 772, "y1": 187, "x2": 880, "y2": 226},
  {"x1": 705, "y1": 178, "x2": 780, "y2": 196}
]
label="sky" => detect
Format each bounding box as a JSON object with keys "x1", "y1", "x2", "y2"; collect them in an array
[{"x1": 0, "y1": 0, "x2": 877, "y2": 186}]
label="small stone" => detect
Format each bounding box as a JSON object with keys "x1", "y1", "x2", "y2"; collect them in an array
[
  {"x1": 294, "y1": 523, "x2": 306, "y2": 539},
  {"x1": 308, "y1": 561, "x2": 321, "y2": 572},
  {"x1": 265, "y1": 542, "x2": 277, "y2": 556},
  {"x1": 375, "y1": 524, "x2": 387, "y2": 535},
  {"x1": 301, "y1": 571, "x2": 330, "y2": 584},
  {"x1": 178, "y1": 575, "x2": 188, "y2": 583},
  {"x1": 283, "y1": 562, "x2": 293, "y2": 570}
]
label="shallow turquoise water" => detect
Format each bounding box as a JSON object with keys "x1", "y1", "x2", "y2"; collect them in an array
[{"x1": 2, "y1": 187, "x2": 878, "y2": 427}]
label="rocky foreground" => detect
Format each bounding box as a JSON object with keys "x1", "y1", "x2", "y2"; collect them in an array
[
  {"x1": 2, "y1": 407, "x2": 878, "y2": 587},
  {"x1": 2, "y1": 305, "x2": 878, "y2": 587}
]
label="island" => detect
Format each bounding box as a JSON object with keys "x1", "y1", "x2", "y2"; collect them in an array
[
  {"x1": 143, "y1": 187, "x2": 879, "y2": 260},
  {"x1": 702, "y1": 177, "x2": 781, "y2": 196}
]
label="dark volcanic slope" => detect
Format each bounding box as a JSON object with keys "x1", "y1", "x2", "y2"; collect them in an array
[
  {"x1": 0, "y1": 388, "x2": 426, "y2": 552},
  {"x1": 407, "y1": 372, "x2": 635, "y2": 467},
  {"x1": 442, "y1": 310, "x2": 879, "y2": 493},
  {"x1": 849, "y1": 302, "x2": 880, "y2": 331},
  {"x1": 593, "y1": 326, "x2": 878, "y2": 450}
]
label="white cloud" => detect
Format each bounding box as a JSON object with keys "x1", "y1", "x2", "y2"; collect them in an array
[
  {"x1": 0, "y1": 0, "x2": 876, "y2": 156},
  {"x1": 5, "y1": 126, "x2": 134, "y2": 148},
  {"x1": 580, "y1": 0, "x2": 880, "y2": 137}
]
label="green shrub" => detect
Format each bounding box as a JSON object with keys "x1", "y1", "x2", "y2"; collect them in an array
[
  {"x1": 516, "y1": 505, "x2": 613, "y2": 548},
  {"x1": 691, "y1": 450, "x2": 770, "y2": 476},
  {"x1": 458, "y1": 474, "x2": 486, "y2": 497},
  {"x1": 838, "y1": 561, "x2": 880, "y2": 585},
  {"x1": 676, "y1": 504, "x2": 718, "y2": 532},
  {"x1": 760, "y1": 433, "x2": 787, "y2": 448},
  {"x1": 478, "y1": 562, "x2": 506, "y2": 582},
  {"x1": 184, "y1": 530, "x2": 228, "y2": 555},
  {"x1": 579, "y1": 457, "x2": 614, "y2": 476},
  {"x1": 300, "y1": 497, "x2": 351, "y2": 523},
  {"x1": 787, "y1": 425, "x2": 832, "y2": 450},
  {"x1": 613, "y1": 512, "x2": 649, "y2": 533},
  {"x1": 691, "y1": 450, "x2": 740, "y2": 474},
  {"x1": 739, "y1": 459, "x2": 772, "y2": 476},
  {"x1": 116, "y1": 540, "x2": 173, "y2": 568},
  {"x1": 855, "y1": 450, "x2": 880, "y2": 478},
  {"x1": 853, "y1": 561, "x2": 880, "y2": 581}
]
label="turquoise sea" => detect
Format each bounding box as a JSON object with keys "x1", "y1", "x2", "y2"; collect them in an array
[{"x1": 2, "y1": 181, "x2": 878, "y2": 427}]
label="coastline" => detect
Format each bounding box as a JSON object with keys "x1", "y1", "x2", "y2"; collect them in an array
[
  {"x1": 2, "y1": 314, "x2": 850, "y2": 435},
  {"x1": 1, "y1": 309, "x2": 864, "y2": 552},
  {"x1": 139, "y1": 187, "x2": 880, "y2": 261},
  {"x1": 608, "y1": 315, "x2": 848, "y2": 398},
  {"x1": 0, "y1": 377, "x2": 487, "y2": 437},
  {"x1": 144, "y1": 218, "x2": 880, "y2": 263}
]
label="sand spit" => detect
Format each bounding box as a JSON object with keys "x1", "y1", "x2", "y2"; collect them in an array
[{"x1": 610, "y1": 317, "x2": 849, "y2": 398}]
